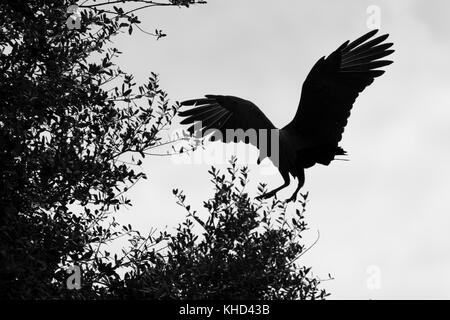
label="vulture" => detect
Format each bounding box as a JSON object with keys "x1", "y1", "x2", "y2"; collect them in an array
[{"x1": 179, "y1": 29, "x2": 394, "y2": 202}]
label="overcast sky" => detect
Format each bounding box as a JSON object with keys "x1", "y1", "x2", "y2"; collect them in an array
[{"x1": 110, "y1": 0, "x2": 450, "y2": 299}]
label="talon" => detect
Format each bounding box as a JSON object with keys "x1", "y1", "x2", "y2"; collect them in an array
[
  {"x1": 286, "y1": 196, "x2": 296, "y2": 203},
  {"x1": 257, "y1": 191, "x2": 276, "y2": 200},
  {"x1": 286, "y1": 193, "x2": 298, "y2": 203}
]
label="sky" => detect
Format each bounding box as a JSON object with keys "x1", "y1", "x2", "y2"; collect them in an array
[{"x1": 108, "y1": 0, "x2": 450, "y2": 299}]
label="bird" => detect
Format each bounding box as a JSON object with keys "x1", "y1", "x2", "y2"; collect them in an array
[{"x1": 179, "y1": 29, "x2": 394, "y2": 202}]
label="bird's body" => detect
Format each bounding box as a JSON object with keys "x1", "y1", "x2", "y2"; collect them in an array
[{"x1": 179, "y1": 30, "x2": 394, "y2": 201}]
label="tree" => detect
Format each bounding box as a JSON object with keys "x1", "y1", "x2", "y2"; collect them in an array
[
  {"x1": 0, "y1": 0, "x2": 328, "y2": 299},
  {"x1": 105, "y1": 158, "x2": 327, "y2": 300},
  {"x1": 0, "y1": 0, "x2": 204, "y2": 299}
]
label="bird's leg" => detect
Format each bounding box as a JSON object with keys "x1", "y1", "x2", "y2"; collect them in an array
[
  {"x1": 286, "y1": 182, "x2": 302, "y2": 203},
  {"x1": 287, "y1": 169, "x2": 305, "y2": 203},
  {"x1": 258, "y1": 173, "x2": 290, "y2": 200},
  {"x1": 260, "y1": 185, "x2": 284, "y2": 199}
]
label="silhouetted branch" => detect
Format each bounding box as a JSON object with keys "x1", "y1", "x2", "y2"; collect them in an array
[{"x1": 287, "y1": 230, "x2": 321, "y2": 266}]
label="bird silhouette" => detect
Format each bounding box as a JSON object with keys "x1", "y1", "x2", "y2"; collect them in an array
[{"x1": 179, "y1": 29, "x2": 394, "y2": 202}]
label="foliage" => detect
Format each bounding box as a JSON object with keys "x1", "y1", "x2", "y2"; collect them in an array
[
  {"x1": 105, "y1": 158, "x2": 327, "y2": 300},
  {"x1": 0, "y1": 0, "x2": 327, "y2": 300},
  {"x1": 0, "y1": 0, "x2": 204, "y2": 299}
]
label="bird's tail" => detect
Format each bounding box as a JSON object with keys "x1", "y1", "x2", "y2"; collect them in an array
[
  {"x1": 332, "y1": 146, "x2": 349, "y2": 162},
  {"x1": 299, "y1": 145, "x2": 347, "y2": 168},
  {"x1": 334, "y1": 146, "x2": 347, "y2": 157},
  {"x1": 315, "y1": 146, "x2": 347, "y2": 165}
]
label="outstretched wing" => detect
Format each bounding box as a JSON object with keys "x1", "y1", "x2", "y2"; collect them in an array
[
  {"x1": 284, "y1": 29, "x2": 394, "y2": 152},
  {"x1": 179, "y1": 95, "x2": 276, "y2": 148}
]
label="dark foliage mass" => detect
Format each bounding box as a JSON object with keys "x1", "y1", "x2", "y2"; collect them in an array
[
  {"x1": 0, "y1": 0, "x2": 327, "y2": 299},
  {"x1": 107, "y1": 158, "x2": 327, "y2": 299}
]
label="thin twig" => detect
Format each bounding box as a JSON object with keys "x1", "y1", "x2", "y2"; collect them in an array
[{"x1": 286, "y1": 230, "x2": 320, "y2": 266}]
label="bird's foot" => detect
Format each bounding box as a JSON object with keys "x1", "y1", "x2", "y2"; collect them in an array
[
  {"x1": 256, "y1": 190, "x2": 277, "y2": 200},
  {"x1": 286, "y1": 192, "x2": 299, "y2": 203},
  {"x1": 286, "y1": 196, "x2": 296, "y2": 203}
]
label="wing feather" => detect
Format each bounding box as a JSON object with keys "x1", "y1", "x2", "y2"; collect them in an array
[
  {"x1": 284, "y1": 30, "x2": 394, "y2": 166},
  {"x1": 179, "y1": 95, "x2": 276, "y2": 149}
]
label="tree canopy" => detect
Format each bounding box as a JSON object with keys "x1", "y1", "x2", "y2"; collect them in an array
[{"x1": 0, "y1": 0, "x2": 327, "y2": 299}]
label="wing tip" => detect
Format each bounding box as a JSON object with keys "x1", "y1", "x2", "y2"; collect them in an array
[
  {"x1": 343, "y1": 29, "x2": 393, "y2": 53},
  {"x1": 180, "y1": 99, "x2": 197, "y2": 106},
  {"x1": 367, "y1": 28, "x2": 379, "y2": 36}
]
